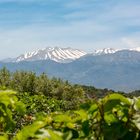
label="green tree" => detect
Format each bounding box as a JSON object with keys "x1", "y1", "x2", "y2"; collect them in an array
[
  {"x1": 0, "y1": 67, "x2": 11, "y2": 88},
  {"x1": 35, "y1": 73, "x2": 52, "y2": 96},
  {"x1": 11, "y1": 71, "x2": 36, "y2": 95}
]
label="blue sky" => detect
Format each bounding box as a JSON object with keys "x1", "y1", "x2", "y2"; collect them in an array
[{"x1": 0, "y1": 0, "x2": 140, "y2": 59}]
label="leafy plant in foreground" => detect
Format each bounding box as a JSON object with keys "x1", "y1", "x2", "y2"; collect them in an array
[
  {"x1": 12, "y1": 94, "x2": 140, "y2": 140},
  {"x1": 0, "y1": 90, "x2": 26, "y2": 139}
]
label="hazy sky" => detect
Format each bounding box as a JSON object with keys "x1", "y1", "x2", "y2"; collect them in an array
[{"x1": 0, "y1": 0, "x2": 140, "y2": 59}]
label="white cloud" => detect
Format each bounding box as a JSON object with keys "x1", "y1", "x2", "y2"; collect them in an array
[
  {"x1": 0, "y1": 0, "x2": 139, "y2": 59},
  {"x1": 0, "y1": 19, "x2": 117, "y2": 59},
  {"x1": 122, "y1": 37, "x2": 140, "y2": 48}
]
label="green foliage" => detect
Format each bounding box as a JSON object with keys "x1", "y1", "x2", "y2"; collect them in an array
[
  {"x1": 13, "y1": 121, "x2": 46, "y2": 140},
  {"x1": 0, "y1": 68, "x2": 86, "y2": 111},
  {"x1": 0, "y1": 135, "x2": 8, "y2": 140},
  {"x1": 7, "y1": 94, "x2": 140, "y2": 139},
  {"x1": 11, "y1": 71, "x2": 36, "y2": 94},
  {"x1": 1, "y1": 68, "x2": 140, "y2": 139},
  {"x1": 0, "y1": 90, "x2": 25, "y2": 133},
  {"x1": 0, "y1": 67, "x2": 11, "y2": 88}
]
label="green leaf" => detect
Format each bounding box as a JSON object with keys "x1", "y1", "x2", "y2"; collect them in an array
[
  {"x1": 74, "y1": 110, "x2": 88, "y2": 121},
  {"x1": 37, "y1": 129, "x2": 63, "y2": 140},
  {"x1": 82, "y1": 120, "x2": 90, "y2": 136},
  {"x1": 14, "y1": 121, "x2": 46, "y2": 140},
  {"x1": 135, "y1": 98, "x2": 140, "y2": 110},
  {"x1": 0, "y1": 135, "x2": 8, "y2": 140},
  {"x1": 103, "y1": 94, "x2": 131, "y2": 106},
  {"x1": 53, "y1": 114, "x2": 73, "y2": 123}
]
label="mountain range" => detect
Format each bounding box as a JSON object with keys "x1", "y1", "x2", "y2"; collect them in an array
[
  {"x1": 2, "y1": 47, "x2": 120, "y2": 63},
  {"x1": 3, "y1": 47, "x2": 87, "y2": 63},
  {"x1": 1, "y1": 47, "x2": 140, "y2": 92}
]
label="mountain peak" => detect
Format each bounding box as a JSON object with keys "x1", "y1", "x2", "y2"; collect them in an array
[
  {"x1": 129, "y1": 47, "x2": 140, "y2": 52},
  {"x1": 3, "y1": 47, "x2": 140, "y2": 63},
  {"x1": 15, "y1": 47, "x2": 87, "y2": 63},
  {"x1": 92, "y1": 48, "x2": 119, "y2": 55}
]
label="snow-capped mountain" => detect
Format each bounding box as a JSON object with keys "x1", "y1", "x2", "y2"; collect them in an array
[
  {"x1": 3, "y1": 47, "x2": 140, "y2": 63},
  {"x1": 15, "y1": 47, "x2": 87, "y2": 63},
  {"x1": 1, "y1": 47, "x2": 140, "y2": 92},
  {"x1": 91, "y1": 47, "x2": 140, "y2": 56},
  {"x1": 14, "y1": 48, "x2": 121, "y2": 63},
  {"x1": 129, "y1": 47, "x2": 140, "y2": 52},
  {"x1": 92, "y1": 48, "x2": 119, "y2": 55}
]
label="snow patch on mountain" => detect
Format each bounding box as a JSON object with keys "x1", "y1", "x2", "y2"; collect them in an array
[
  {"x1": 3, "y1": 47, "x2": 140, "y2": 63},
  {"x1": 92, "y1": 48, "x2": 119, "y2": 55},
  {"x1": 16, "y1": 47, "x2": 87, "y2": 63},
  {"x1": 129, "y1": 47, "x2": 140, "y2": 52}
]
